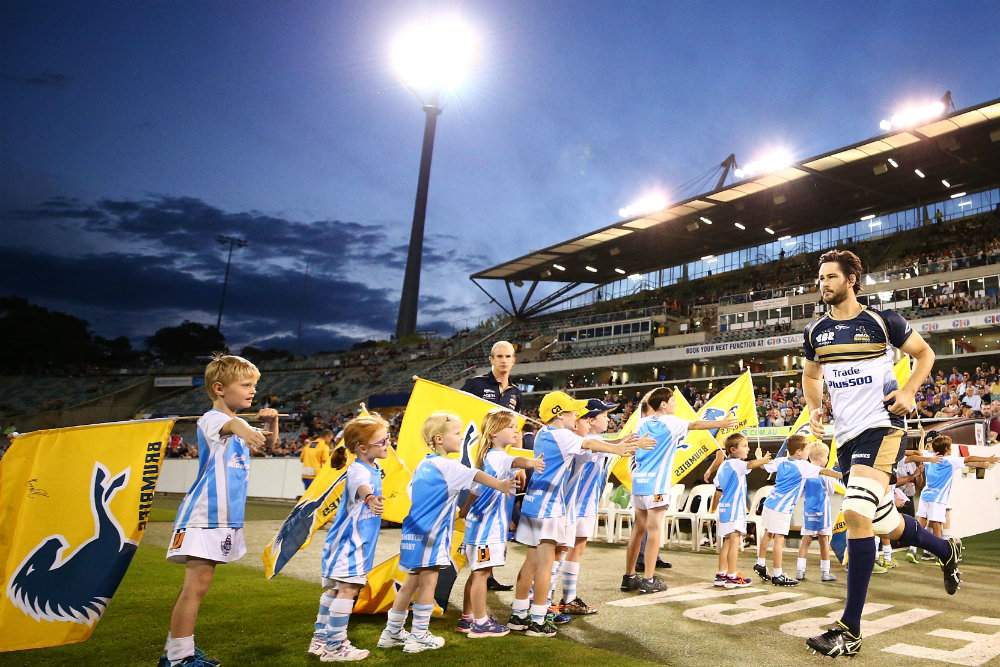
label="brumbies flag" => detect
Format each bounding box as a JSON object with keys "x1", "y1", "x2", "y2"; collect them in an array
[{"x1": 0, "y1": 419, "x2": 173, "y2": 652}]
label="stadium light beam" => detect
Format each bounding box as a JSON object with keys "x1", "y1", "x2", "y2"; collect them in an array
[
  {"x1": 860, "y1": 214, "x2": 876, "y2": 220},
  {"x1": 887, "y1": 158, "x2": 898, "y2": 168},
  {"x1": 734, "y1": 222, "x2": 745, "y2": 230},
  {"x1": 585, "y1": 266, "x2": 598, "y2": 273},
  {"x1": 619, "y1": 193, "x2": 667, "y2": 219},
  {"x1": 950, "y1": 191, "x2": 967, "y2": 198},
  {"x1": 942, "y1": 179, "x2": 951, "y2": 187},
  {"x1": 914, "y1": 169, "x2": 925, "y2": 178},
  {"x1": 778, "y1": 235, "x2": 791, "y2": 241},
  {"x1": 700, "y1": 217, "x2": 713, "y2": 225},
  {"x1": 879, "y1": 100, "x2": 947, "y2": 132},
  {"x1": 734, "y1": 152, "x2": 792, "y2": 179},
  {"x1": 764, "y1": 227, "x2": 775, "y2": 234},
  {"x1": 628, "y1": 273, "x2": 642, "y2": 281},
  {"x1": 614, "y1": 268, "x2": 626, "y2": 274},
  {"x1": 552, "y1": 263, "x2": 566, "y2": 271},
  {"x1": 393, "y1": 18, "x2": 480, "y2": 340}
]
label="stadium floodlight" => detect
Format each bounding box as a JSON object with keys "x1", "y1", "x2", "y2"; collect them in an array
[
  {"x1": 733, "y1": 152, "x2": 792, "y2": 179},
  {"x1": 552, "y1": 263, "x2": 566, "y2": 271},
  {"x1": 764, "y1": 227, "x2": 775, "y2": 234},
  {"x1": 702, "y1": 254, "x2": 715, "y2": 260},
  {"x1": 950, "y1": 191, "x2": 967, "y2": 198},
  {"x1": 628, "y1": 273, "x2": 642, "y2": 281},
  {"x1": 878, "y1": 100, "x2": 946, "y2": 132},
  {"x1": 700, "y1": 217, "x2": 712, "y2": 225},
  {"x1": 887, "y1": 158, "x2": 899, "y2": 168},
  {"x1": 393, "y1": 17, "x2": 480, "y2": 339},
  {"x1": 216, "y1": 235, "x2": 248, "y2": 332},
  {"x1": 614, "y1": 268, "x2": 626, "y2": 274},
  {"x1": 914, "y1": 169, "x2": 925, "y2": 178},
  {"x1": 778, "y1": 235, "x2": 791, "y2": 241},
  {"x1": 619, "y1": 193, "x2": 667, "y2": 219},
  {"x1": 734, "y1": 222, "x2": 745, "y2": 230},
  {"x1": 942, "y1": 179, "x2": 951, "y2": 187},
  {"x1": 585, "y1": 266, "x2": 598, "y2": 273},
  {"x1": 860, "y1": 214, "x2": 876, "y2": 221}
]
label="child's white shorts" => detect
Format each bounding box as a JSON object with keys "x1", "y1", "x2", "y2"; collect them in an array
[
  {"x1": 515, "y1": 515, "x2": 569, "y2": 546},
  {"x1": 166, "y1": 527, "x2": 246, "y2": 564},
  {"x1": 800, "y1": 526, "x2": 833, "y2": 537},
  {"x1": 322, "y1": 575, "x2": 367, "y2": 588},
  {"x1": 761, "y1": 507, "x2": 791, "y2": 536},
  {"x1": 719, "y1": 518, "x2": 747, "y2": 538},
  {"x1": 632, "y1": 493, "x2": 671, "y2": 510},
  {"x1": 921, "y1": 500, "x2": 948, "y2": 523},
  {"x1": 575, "y1": 513, "x2": 597, "y2": 539},
  {"x1": 464, "y1": 542, "x2": 507, "y2": 570}
]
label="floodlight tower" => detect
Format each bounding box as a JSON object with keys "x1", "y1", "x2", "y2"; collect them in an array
[{"x1": 392, "y1": 18, "x2": 480, "y2": 340}]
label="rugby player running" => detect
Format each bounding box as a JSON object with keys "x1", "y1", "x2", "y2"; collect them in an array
[{"x1": 802, "y1": 250, "x2": 962, "y2": 658}]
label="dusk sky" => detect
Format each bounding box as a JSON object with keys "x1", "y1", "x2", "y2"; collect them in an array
[{"x1": 2, "y1": 1, "x2": 998, "y2": 353}]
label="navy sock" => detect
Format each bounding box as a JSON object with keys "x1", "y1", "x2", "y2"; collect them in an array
[
  {"x1": 899, "y1": 514, "x2": 951, "y2": 561},
  {"x1": 840, "y1": 537, "x2": 876, "y2": 637}
]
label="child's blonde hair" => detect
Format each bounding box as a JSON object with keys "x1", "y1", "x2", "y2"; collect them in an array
[
  {"x1": 807, "y1": 440, "x2": 830, "y2": 463},
  {"x1": 422, "y1": 411, "x2": 461, "y2": 452},
  {"x1": 204, "y1": 353, "x2": 260, "y2": 399},
  {"x1": 475, "y1": 409, "x2": 518, "y2": 470}
]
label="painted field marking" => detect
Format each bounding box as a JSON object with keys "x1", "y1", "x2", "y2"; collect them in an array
[
  {"x1": 682, "y1": 592, "x2": 841, "y2": 626},
  {"x1": 608, "y1": 582, "x2": 765, "y2": 608},
  {"x1": 883, "y1": 616, "x2": 1000, "y2": 666},
  {"x1": 780, "y1": 603, "x2": 941, "y2": 638}
]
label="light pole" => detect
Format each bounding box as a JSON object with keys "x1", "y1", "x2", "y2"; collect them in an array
[
  {"x1": 391, "y1": 18, "x2": 479, "y2": 340},
  {"x1": 216, "y1": 235, "x2": 248, "y2": 332}
]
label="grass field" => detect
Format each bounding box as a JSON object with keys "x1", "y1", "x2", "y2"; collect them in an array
[
  {"x1": 0, "y1": 542, "x2": 663, "y2": 667},
  {"x1": 150, "y1": 496, "x2": 297, "y2": 523}
]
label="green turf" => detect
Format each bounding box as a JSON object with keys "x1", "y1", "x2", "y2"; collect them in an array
[
  {"x1": 152, "y1": 495, "x2": 296, "y2": 522},
  {"x1": 0, "y1": 544, "x2": 665, "y2": 667},
  {"x1": 959, "y1": 527, "x2": 999, "y2": 568}
]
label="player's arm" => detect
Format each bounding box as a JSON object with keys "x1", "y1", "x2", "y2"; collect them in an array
[
  {"x1": 905, "y1": 453, "x2": 941, "y2": 464},
  {"x1": 458, "y1": 492, "x2": 477, "y2": 519},
  {"x1": 803, "y1": 359, "x2": 825, "y2": 439},
  {"x1": 963, "y1": 455, "x2": 999, "y2": 467},
  {"x1": 473, "y1": 471, "x2": 518, "y2": 496},
  {"x1": 885, "y1": 330, "x2": 935, "y2": 416},
  {"x1": 704, "y1": 450, "x2": 725, "y2": 482},
  {"x1": 512, "y1": 454, "x2": 545, "y2": 472},
  {"x1": 690, "y1": 417, "x2": 739, "y2": 431},
  {"x1": 582, "y1": 436, "x2": 653, "y2": 456},
  {"x1": 747, "y1": 452, "x2": 773, "y2": 470},
  {"x1": 819, "y1": 468, "x2": 843, "y2": 479}
]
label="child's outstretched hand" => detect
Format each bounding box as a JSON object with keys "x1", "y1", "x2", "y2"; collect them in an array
[
  {"x1": 759, "y1": 451, "x2": 773, "y2": 462},
  {"x1": 232, "y1": 419, "x2": 268, "y2": 451},
  {"x1": 533, "y1": 453, "x2": 545, "y2": 474},
  {"x1": 366, "y1": 495, "x2": 384, "y2": 515},
  {"x1": 497, "y1": 477, "x2": 518, "y2": 497}
]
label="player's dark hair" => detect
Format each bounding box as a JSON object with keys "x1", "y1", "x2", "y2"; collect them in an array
[
  {"x1": 818, "y1": 249, "x2": 863, "y2": 294},
  {"x1": 786, "y1": 434, "x2": 810, "y2": 456},
  {"x1": 931, "y1": 434, "x2": 952, "y2": 455},
  {"x1": 647, "y1": 387, "x2": 674, "y2": 412},
  {"x1": 724, "y1": 432, "x2": 747, "y2": 456}
]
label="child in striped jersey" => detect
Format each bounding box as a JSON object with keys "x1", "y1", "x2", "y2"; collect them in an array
[
  {"x1": 161, "y1": 354, "x2": 279, "y2": 667},
  {"x1": 713, "y1": 433, "x2": 771, "y2": 589},
  {"x1": 379, "y1": 412, "x2": 517, "y2": 654},
  {"x1": 919, "y1": 435, "x2": 997, "y2": 539},
  {"x1": 795, "y1": 441, "x2": 838, "y2": 582},
  {"x1": 308, "y1": 414, "x2": 390, "y2": 662},
  {"x1": 458, "y1": 409, "x2": 545, "y2": 638}
]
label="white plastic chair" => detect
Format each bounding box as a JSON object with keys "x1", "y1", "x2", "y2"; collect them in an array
[
  {"x1": 695, "y1": 489, "x2": 721, "y2": 553},
  {"x1": 669, "y1": 484, "x2": 716, "y2": 549},
  {"x1": 614, "y1": 497, "x2": 635, "y2": 542},
  {"x1": 594, "y1": 483, "x2": 615, "y2": 542},
  {"x1": 660, "y1": 484, "x2": 688, "y2": 543},
  {"x1": 746, "y1": 485, "x2": 774, "y2": 552}
]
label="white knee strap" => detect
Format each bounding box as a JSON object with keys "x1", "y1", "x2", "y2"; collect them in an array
[
  {"x1": 873, "y1": 489, "x2": 902, "y2": 536},
  {"x1": 841, "y1": 476, "x2": 883, "y2": 520}
]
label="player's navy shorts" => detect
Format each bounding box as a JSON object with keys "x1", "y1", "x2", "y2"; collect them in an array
[{"x1": 836, "y1": 426, "x2": 905, "y2": 481}]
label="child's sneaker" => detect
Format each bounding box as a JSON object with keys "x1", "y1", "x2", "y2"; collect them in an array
[
  {"x1": 467, "y1": 616, "x2": 510, "y2": 638},
  {"x1": 821, "y1": 572, "x2": 837, "y2": 582},
  {"x1": 455, "y1": 617, "x2": 473, "y2": 634},
  {"x1": 308, "y1": 637, "x2": 326, "y2": 656},
  {"x1": 714, "y1": 572, "x2": 729, "y2": 587},
  {"x1": 726, "y1": 573, "x2": 751, "y2": 588},
  {"x1": 402, "y1": 631, "x2": 444, "y2": 654},
  {"x1": 376, "y1": 628, "x2": 410, "y2": 649},
  {"x1": 560, "y1": 597, "x2": 597, "y2": 615},
  {"x1": 546, "y1": 608, "x2": 571, "y2": 625},
  {"x1": 771, "y1": 573, "x2": 798, "y2": 586},
  {"x1": 525, "y1": 619, "x2": 557, "y2": 638},
  {"x1": 753, "y1": 563, "x2": 770, "y2": 582},
  {"x1": 507, "y1": 612, "x2": 530, "y2": 631},
  {"x1": 170, "y1": 656, "x2": 218, "y2": 667},
  {"x1": 906, "y1": 551, "x2": 918, "y2": 564},
  {"x1": 872, "y1": 561, "x2": 888, "y2": 574},
  {"x1": 638, "y1": 576, "x2": 668, "y2": 594},
  {"x1": 795, "y1": 570, "x2": 806, "y2": 581},
  {"x1": 883, "y1": 558, "x2": 898, "y2": 569},
  {"x1": 921, "y1": 551, "x2": 937, "y2": 561},
  {"x1": 321, "y1": 640, "x2": 370, "y2": 662}
]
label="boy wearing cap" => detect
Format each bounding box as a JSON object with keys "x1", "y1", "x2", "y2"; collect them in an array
[
  {"x1": 510, "y1": 391, "x2": 650, "y2": 638},
  {"x1": 624, "y1": 387, "x2": 739, "y2": 594}
]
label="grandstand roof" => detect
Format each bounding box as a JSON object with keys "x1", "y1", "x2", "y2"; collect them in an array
[{"x1": 473, "y1": 96, "x2": 1000, "y2": 287}]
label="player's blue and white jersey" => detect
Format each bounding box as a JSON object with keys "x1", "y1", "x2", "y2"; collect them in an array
[
  {"x1": 763, "y1": 458, "x2": 823, "y2": 514},
  {"x1": 521, "y1": 427, "x2": 584, "y2": 519},
  {"x1": 174, "y1": 409, "x2": 250, "y2": 530},
  {"x1": 633, "y1": 415, "x2": 689, "y2": 497},
  {"x1": 714, "y1": 458, "x2": 749, "y2": 523},
  {"x1": 803, "y1": 476, "x2": 837, "y2": 531},
  {"x1": 803, "y1": 307, "x2": 912, "y2": 445},
  {"x1": 574, "y1": 451, "x2": 614, "y2": 518},
  {"x1": 400, "y1": 455, "x2": 478, "y2": 569},
  {"x1": 322, "y1": 459, "x2": 383, "y2": 578},
  {"x1": 464, "y1": 449, "x2": 515, "y2": 545},
  {"x1": 921, "y1": 455, "x2": 965, "y2": 505}
]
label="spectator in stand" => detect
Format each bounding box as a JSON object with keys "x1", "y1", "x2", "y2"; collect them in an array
[
  {"x1": 983, "y1": 404, "x2": 999, "y2": 443},
  {"x1": 962, "y1": 387, "x2": 982, "y2": 414},
  {"x1": 756, "y1": 398, "x2": 767, "y2": 426},
  {"x1": 916, "y1": 395, "x2": 934, "y2": 419}
]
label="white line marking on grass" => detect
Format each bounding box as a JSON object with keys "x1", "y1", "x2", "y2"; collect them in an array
[
  {"x1": 883, "y1": 617, "x2": 1000, "y2": 666},
  {"x1": 780, "y1": 603, "x2": 940, "y2": 637},
  {"x1": 682, "y1": 592, "x2": 841, "y2": 625},
  {"x1": 607, "y1": 582, "x2": 765, "y2": 607}
]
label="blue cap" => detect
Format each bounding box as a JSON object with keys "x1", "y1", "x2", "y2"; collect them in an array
[{"x1": 582, "y1": 398, "x2": 618, "y2": 419}]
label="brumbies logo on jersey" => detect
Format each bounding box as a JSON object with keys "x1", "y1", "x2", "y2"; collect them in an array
[
  {"x1": 854, "y1": 325, "x2": 871, "y2": 343},
  {"x1": 6, "y1": 463, "x2": 138, "y2": 626}
]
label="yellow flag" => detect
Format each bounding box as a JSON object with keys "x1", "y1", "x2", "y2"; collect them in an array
[
  {"x1": 894, "y1": 354, "x2": 913, "y2": 409},
  {"x1": 0, "y1": 419, "x2": 173, "y2": 652},
  {"x1": 380, "y1": 445, "x2": 413, "y2": 524}
]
